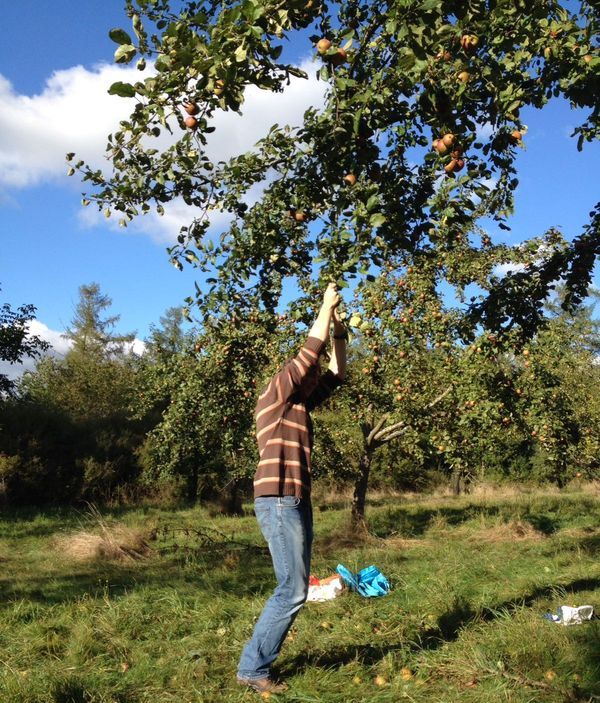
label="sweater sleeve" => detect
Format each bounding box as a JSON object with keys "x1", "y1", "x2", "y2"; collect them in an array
[
  {"x1": 305, "y1": 369, "x2": 342, "y2": 412},
  {"x1": 274, "y1": 336, "x2": 326, "y2": 402}
]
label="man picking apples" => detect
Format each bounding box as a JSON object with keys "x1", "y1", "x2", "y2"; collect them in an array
[{"x1": 237, "y1": 283, "x2": 347, "y2": 694}]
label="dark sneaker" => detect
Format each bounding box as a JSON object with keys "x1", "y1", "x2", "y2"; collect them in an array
[{"x1": 236, "y1": 676, "x2": 288, "y2": 694}]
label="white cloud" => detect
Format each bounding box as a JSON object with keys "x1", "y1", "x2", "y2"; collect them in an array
[
  {"x1": 77, "y1": 188, "x2": 245, "y2": 245},
  {"x1": 0, "y1": 319, "x2": 72, "y2": 382},
  {"x1": 203, "y1": 62, "x2": 325, "y2": 164},
  {"x1": 0, "y1": 319, "x2": 146, "y2": 382},
  {"x1": 76, "y1": 195, "x2": 199, "y2": 245},
  {"x1": 493, "y1": 241, "x2": 559, "y2": 278},
  {"x1": 124, "y1": 338, "x2": 147, "y2": 356},
  {"x1": 0, "y1": 65, "x2": 145, "y2": 189},
  {"x1": 28, "y1": 319, "x2": 72, "y2": 357},
  {"x1": 1, "y1": 59, "x2": 326, "y2": 242},
  {"x1": 131, "y1": 175, "x2": 272, "y2": 243}
]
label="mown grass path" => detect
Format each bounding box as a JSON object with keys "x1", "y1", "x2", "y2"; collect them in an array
[{"x1": 0, "y1": 488, "x2": 599, "y2": 702}]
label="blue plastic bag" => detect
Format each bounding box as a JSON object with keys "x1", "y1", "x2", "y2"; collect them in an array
[{"x1": 336, "y1": 563, "x2": 390, "y2": 597}]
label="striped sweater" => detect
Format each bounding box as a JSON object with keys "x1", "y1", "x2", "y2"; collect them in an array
[{"x1": 253, "y1": 336, "x2": 342, "y2": 500}]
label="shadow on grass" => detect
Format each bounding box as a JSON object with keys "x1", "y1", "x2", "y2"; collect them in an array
[
  {"x1": 278, "y1": 596, "x2": 474, "y2": 677},
  {"x1": 50, "y1": 676, "x2": 138, "y2": 703},
  {"x1": 0, "y1": 511, "x2": 86, "y2": 540},
  {"x1": 278, "y1": 577, "x2": 600, "y2": 678},
  {"x1": 368, "y1": 504, "x2": 503, "y2": 538},
  {"x1": 486, "y1": 578, "x2": 600, "y2": 615},
  {"x1": 521, "y1": 511, "x2": 558, "y2": 535},
  {"x1": 0, "y1": 503, "x2": 205, "y2": 540},
  {"x1": 365, "y1": 495, "x2": 600, "y2": 539},
  {"x1": 51, "y1": 678, "x2": 93, "y2": 703},
  {"x1": 314, "y1": 527, "x2": 407, "y2": 559},
  {"x1": 579, "y1": 533, "x2": 600, "y2": 556},
  {"x1": 316, "y1": 496, "x2": 394, "y2": 513},
  {"x1": 570, "y1": 625, "x2": 600, "y2": 700},
  {"x1": 0, "y1": 547, "x2": 275, "y2": 608},
  {"x1": 365, "y1": 503, "x2": 595, "y2": 539}
]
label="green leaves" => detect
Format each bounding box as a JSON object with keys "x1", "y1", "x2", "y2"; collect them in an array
[
  {"x1": 114, "y1": 44, "x2": 137, "y2": 64},
  {"x1": 234, "y1": 45, "x2": 247, "y2": 62},
  {"x1": 108, "y1": 81, "x2": 136, "y2": 98},
  {"x1": 72, "y1": 0, "x2": 598, "y2": 344},
  {"x1": 109, "y1": 28, "x2": 133, "y2": 45},
  {"x1": 366, "y1": 195, "x2": 380, "y2": 212},
  {"x1": 154, "y1": 54, "x2": 171, "y2": 72},
  {"x1": 370, "y1": 214, "x2": 387, "y2": 228}
]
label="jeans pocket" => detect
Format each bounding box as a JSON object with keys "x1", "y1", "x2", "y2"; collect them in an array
[{"x1": 279, "y1": 496, "x2": 301, "y2": 508}]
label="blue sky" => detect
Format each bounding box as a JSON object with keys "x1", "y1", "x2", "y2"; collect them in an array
[{"x1": 1, "y1": 1, "x2": 598, "y2": 367}]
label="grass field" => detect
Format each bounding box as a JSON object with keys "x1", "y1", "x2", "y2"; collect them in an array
[{"x1": 0, "y1": 485, "x2": 599, "y2": 702}]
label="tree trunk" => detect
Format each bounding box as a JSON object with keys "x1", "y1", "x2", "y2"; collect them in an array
[
  {"x1": 220, "y1": 479, "x2": 244, "y2": 515},
  {"x1": 186, "y1": 463, "x2": 199, "y2": 504},
  {"x1": 450, "y1": 467, "x2": 463, "y2": 496},
  {"x1": 351, "y1": 450, "x2": 373, "y2": 529}
]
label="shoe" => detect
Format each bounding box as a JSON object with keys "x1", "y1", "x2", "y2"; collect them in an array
[{"x1": 236, "y1": 676, "x2": 288, "y2": 694}]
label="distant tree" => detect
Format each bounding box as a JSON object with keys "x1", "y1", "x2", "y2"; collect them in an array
[
  {"x1": 313, "y1": 278, "x2": 600, "y2": 523},
  {"x1": 0, "y1": 286, "x2": 48, "y2": 396},
  {"x1": 514, "y1": 287, "x2": 600, "y2": 485},
  {"x1": 15, "y1": 284, "x2": 142, "y2": 503},
  {"x1": 145, "y1": 305, "x2": 191, "y2": 361},
  {"x1": 319, "y1": 270, "x2": 518, "y2": 526},
  {"x1": 544, "y1": 286, "x2": 600, "y2": 355},
  {"x1": 0, "y1": 400, "x2": 81, "y2": 506},
  {"x1": 25, "y1": 283, "x2": 136, "y2": 420},
  {"x1": 65, "y1": 282, "x2": 135, "y2": 358}
]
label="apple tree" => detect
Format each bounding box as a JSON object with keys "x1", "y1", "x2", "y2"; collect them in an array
[
  {"x1": 71, "y1": 0, "x2": 599, "y2": 331},
  {"x1": 135, "y1": 308, "x2": 298, "y2": 506},
  {"x1": 512, "y1": 288, "x2": 600, "y2": 485},
  {"x1": 321, "y1": 264, "x2": 532, "y2": 525},
  {"x1": 67, "y1": 0, "x2": 599, "y2": 510}
]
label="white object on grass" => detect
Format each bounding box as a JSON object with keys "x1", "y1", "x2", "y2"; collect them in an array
[
  {"x1": 307, "y1": 576, "x2": 344, "y2": 602},
  {"x1": 544, "y1": 605, "x2": 594, "y2": 626}
]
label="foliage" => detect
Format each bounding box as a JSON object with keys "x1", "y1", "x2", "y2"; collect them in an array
[
  {"x1": 311, "y1": 273, "x2": 600, "y2": 521},
  {"x1": 61, "y1": 0, "x2": 600, "y2": 513},
  {"x1": 71, "y1": 0, "x2": 599, "y2": 337},
  {"x1": 0, "y1": 285, "x2": 49, "y2": 397},
  {"x1": 2, "y1": 275, "x2": 598, "y2": 509},
  {"x1": 145, "y1": 305, "x2": 191, "y2": 361},
  {"x1": 64, "y1": 282, "x2": 135, "y2": 358},
  {"x1": 514, "y1": 288, "x2": 600, "y2": 484},
  {"x1": 2, "y1": 284, "x2": 145, "y2": 505},
  {"x1": 0, "y1": 400, "x2": 82, "y2": 505},
  {"x1": 135, "y1": 309, "x2": 299, "y2": 502}
]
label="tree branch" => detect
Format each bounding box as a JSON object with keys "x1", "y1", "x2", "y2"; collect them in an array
[
  {"x1": 380, "y1": 426, "x2": 410, "y2": 442},
  {"x1": 367, "y1": 412, "x2": 389, "y2": 447},
  {"x1": 425, "y1": 384, "x2": 454, "y2": 409},
  {"x1": 374, "y1": 385, "x2": 453, "y2": 444}
]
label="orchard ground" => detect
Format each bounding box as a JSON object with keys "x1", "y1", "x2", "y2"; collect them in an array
[{"x1": 1, "y1": 484, "x2": 599, "y2": 703}]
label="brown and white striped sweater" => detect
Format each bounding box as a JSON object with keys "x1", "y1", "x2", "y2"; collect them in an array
[{"x1": 253, "y1": 336, "x2": 342, "y2": 500}]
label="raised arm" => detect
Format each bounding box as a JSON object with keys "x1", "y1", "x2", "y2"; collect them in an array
[
  {"x1": 328, "y1": 308, "x2": 347, "y2": 380},
  {"x1": 306, "y1": 282, "x2": 341, "y2": 342},
  {"x1": 267, "y1": 283, "x2": 341, "y2": 401}
]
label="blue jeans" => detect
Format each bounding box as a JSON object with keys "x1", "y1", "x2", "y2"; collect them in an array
[{"x1": 237, "y1": 496, "x2": 313, "y2": 680}]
